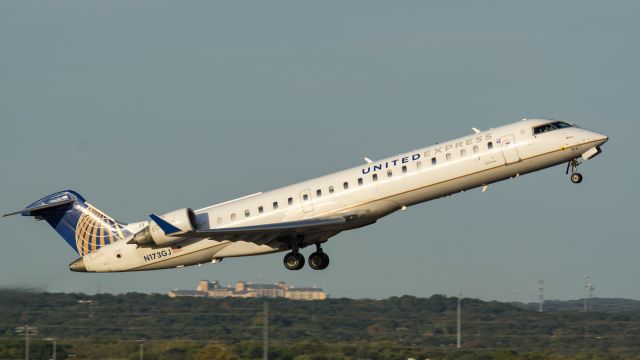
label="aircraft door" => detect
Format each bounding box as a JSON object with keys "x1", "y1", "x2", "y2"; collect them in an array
[
  {"x1": 300, "y1": 189, "x2": 314, "y2": 213},
  {"x1": 500, "y1": 134, "x2": 520, "y2": 164}
]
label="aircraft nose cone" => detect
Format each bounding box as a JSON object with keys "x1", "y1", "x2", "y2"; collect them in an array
[
  {"x1": 69, "y1": 257, "x2": 87, "y2": 272},
  {"x1": 594, "y1": 132, "x2": 609, "y2": 146}
]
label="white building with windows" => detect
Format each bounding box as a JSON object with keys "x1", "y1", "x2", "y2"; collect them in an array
[{"x1": 168, "y1": 280, "x2": 328, "y2": 300}]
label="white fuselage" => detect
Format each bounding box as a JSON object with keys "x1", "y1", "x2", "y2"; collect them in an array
[{"x1": 82, "y1": 119, "x2": 608, "y2": 272}]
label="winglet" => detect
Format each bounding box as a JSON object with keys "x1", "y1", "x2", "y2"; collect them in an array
[
  {"x1": 472, "y1": 128, "x2": 481, "y2": 134},
  {"x1": 364, "y1": 157, "x2": 373, "y2": 164},
  {"x1": 149, "y1": 214, "x2": 182, "y2": 235}
]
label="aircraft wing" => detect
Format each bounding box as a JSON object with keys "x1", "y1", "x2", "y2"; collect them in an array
[{"x1": 180, "y1": 216, "x2": 348, "y2": 239}]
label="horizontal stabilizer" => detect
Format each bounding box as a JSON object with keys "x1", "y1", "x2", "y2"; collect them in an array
[
  {"x1": 2, "y1": 197, "x2": 75, "y2": 218},
  {"x1": 182, "y1": 216, "x2": 347, "y2": 239}
]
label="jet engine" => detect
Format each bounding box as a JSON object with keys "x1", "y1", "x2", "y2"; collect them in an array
[{"x1": 132, "y1": 208, "x2": 197, "y2": 246}]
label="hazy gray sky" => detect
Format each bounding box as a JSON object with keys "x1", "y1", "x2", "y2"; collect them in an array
[{"x1": 1, "y1": 1, "x2": 637, "y2": 302}]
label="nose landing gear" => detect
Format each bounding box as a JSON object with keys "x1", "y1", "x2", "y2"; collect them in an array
[
  {"x1": 566, "y1": 159, "x2": 583, "y2": 184},
  {"x1": 570, "y1": 173, "x2": 583, "y2": 184}
]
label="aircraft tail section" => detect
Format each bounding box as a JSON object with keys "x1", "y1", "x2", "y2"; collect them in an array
[{"x1": 3, "y1": 190, "x2": 131, "y2": 255}]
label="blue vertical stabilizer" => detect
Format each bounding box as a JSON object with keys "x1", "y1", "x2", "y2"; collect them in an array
[{"x1": 6, "y1": 190, "x2": 130, "y2": 255}]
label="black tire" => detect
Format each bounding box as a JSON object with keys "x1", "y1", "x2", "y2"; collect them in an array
[
  {"x1": 571, "y1": 173, "x2": 583, "y2": 184},
  {"x1": 308, "y1": 252, "x2": 324, "y2": 270},
  {"x1": 309, "y1": 251, "x2": 330, "y2": 270},
  {"x1": 293, "y1": 253, "x2": 305, "y2": 270},
  {"x1": 283, "y1": 252, "x2": 305, "y2": 270},
  {"x1": 318, "y1": 252, "x2": 330, "y2": 270}
]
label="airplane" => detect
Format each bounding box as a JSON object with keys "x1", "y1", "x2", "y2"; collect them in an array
[{"x1": 2, "y1": 119, "x2": 608, "y2": 273}]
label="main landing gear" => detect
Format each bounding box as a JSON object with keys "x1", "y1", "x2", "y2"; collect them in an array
[
  {"x1": 283, "y1": 243, "x2": 330, "y2": 271},
  {"x1": 566, "y1": 159, "x2": 583, "y2": 184},
  {"x1": 308, "y1": 244, "x2": 330, "y2": 270},
  {"x1": 283, "y1": 251, "x2": 305, "y2": 270}
]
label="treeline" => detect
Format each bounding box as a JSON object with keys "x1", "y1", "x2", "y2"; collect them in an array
[
  {"x1": 512, "y1": 298, "x2": 640, "y2": 313},
  {"x1": 1, "y1": 290, "x2": 639, "y2": 359},
  {"x1": 2, "y1": 338, "x2": 639, "y2": 360}
]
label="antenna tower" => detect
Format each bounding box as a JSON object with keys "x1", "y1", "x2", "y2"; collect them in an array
[
  {"x1": 583, "y1": 275, "x2": 594, "y2": 312},
  {"x1": 537, "y1": 277, "x2": 545, "y2": 313}
]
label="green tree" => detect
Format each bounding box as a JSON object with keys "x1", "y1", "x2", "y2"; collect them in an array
[{"x1": 194, "y1": 344, "x2": 237, "y2": 360}]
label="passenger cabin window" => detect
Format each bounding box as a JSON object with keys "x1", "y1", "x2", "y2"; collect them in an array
[
  {"x1": 329, "y1": 186, "x2": 335, "y2": 193},
  {"x1": 231, "y1": 213, "x2": 236, "y2": 221},
  {"x1": 288, "y1": 197, "x2": 293, "y2": 205},
  {"x1": 303, "y1": 194, "x2": 309, "y2": 201},
  {"x1": 446, "y1": 153, "x2": 451, "y2": 161},
  {"x1": 372, "y1": 173, "x2": 378, "y2": 181},
  {"x1": 258, "y1": 206, "x2": 264, "y2": 214},
  {"x1": 487, "y1": 142, "x2": 493, "y2": 150},
  {"x1": 533, "y1": 121, "x2": 574, "y2": 135},
  {"x1": 273, "y1": 201, "x2": 278, "y2": 209},
  {"x1": 217, "y1": 217, "x2": 223, "y2": 225},
  {"x1": 317, "y1": 189, "x2": 322, "y2": 197},
  {"x1": 343, "y1": 182, "x2": 349, "y2": 190},
  {"x1": 402, "y1": 165, "x2": 407, "y2": 173},
  {"x1": 431, "y1": 157, "x2": 437, "y2": 165},
  {"x1": 244, "y1": 209, "x2": 250, "y2": 217},
  {"x1": 358, "y1": 178, "x2": 363, "y2": 185},
  {"x1": 473, "y1": 145, "x2": 479, "y2": 154},
  {"x1": 460, "y1": 149, "x2": 466, "y2": 157},
  {"x1": 387, "y1": 170, "x2": 393, "y2": 178},
  {"x1": 416, "y1": 161, "x2": 422, "y2": 169}
]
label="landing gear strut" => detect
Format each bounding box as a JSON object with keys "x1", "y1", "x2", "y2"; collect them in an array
[
  {"x1": 283, "y1": 239, "x2": 305, "y2": 270},
  {"x1": 308, "y1": 243, "x2": 330, "y2": 270},
  {"x1": 566, "y1": 159, "x2": 583, "y2": 184}
]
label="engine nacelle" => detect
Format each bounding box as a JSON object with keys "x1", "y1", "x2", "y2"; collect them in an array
[{"x1": 132, "y1": 208, "x2": 197, "y2": 246}]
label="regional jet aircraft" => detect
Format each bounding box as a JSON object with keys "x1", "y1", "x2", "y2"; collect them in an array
[{"x1": 3, "y1": 119, "x2": 608, "y2": 272}]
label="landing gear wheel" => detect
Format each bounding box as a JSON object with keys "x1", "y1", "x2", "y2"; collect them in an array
[
  {"x1": 308, "y1": 251, "x2": 330, "y2": 270},
  {"x1": 319, "y1": 252, "x2": 329, "y2": 270},
  {"x1": 570, "y1": 173, "x2": 583, "y2": 184},
  {"x1": 566, "y1": 159, "x2": 584, "y2": 184},
  {"x1": 283, "y1": 252, "x2": 305, "y2": 270}
]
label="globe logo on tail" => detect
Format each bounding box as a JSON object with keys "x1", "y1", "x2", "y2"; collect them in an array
[{"x1": 75, "y1": 204, "x2": 128, "y2": 255}]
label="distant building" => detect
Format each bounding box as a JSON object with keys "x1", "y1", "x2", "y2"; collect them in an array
[
  {"x1": 286, "y1": 287, "x2": 328, "y2": 301},
  {"x1": 169, "y1": 280, "x2": 327, "y2": 300}
]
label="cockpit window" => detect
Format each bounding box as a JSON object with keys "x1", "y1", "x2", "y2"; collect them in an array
[
  {"x1": 533, "y1": 121, "x2": 574, "y2": 135},
  {"x1": 552, "y1": 121, "x2": 573, "y2": 129},
  {"x1": 534, "y1": 124, "x2": 555, "y2": 134}
]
